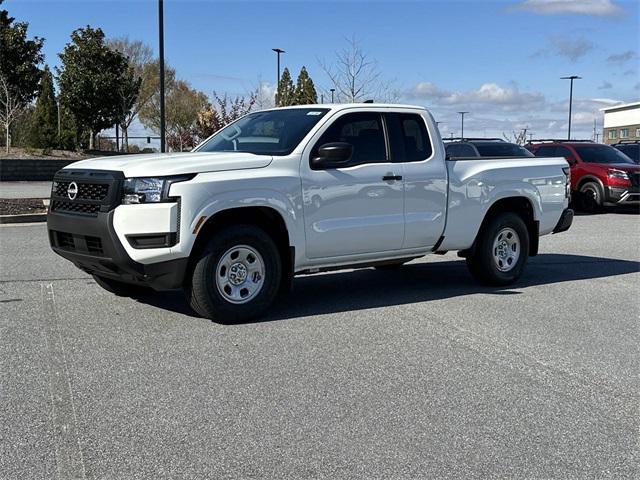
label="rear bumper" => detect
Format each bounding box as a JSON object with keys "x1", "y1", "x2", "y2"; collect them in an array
[
  {"x1": 47, "y1": 210, "x2": 188, "y2": 290},
  {"x1": 553, "y1": 208, "x2": 573, "y2": 234}
]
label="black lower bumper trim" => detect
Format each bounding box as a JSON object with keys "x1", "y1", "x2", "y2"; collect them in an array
[
  {"x1": 48, "y1": 210, "x2": 187, "y2": 290},
  {"x1": 553, "y1": 208, "x2": 573, "y2": 234}
]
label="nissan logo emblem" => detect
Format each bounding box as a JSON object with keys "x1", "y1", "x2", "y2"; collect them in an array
[{"x1": 67, "y1": 181, "x2": 78, "y2": 200}]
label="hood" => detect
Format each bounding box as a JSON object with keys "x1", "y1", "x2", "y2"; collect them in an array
[{"x1": 63, "y1": 151, "x2": 273, "y2": 177}]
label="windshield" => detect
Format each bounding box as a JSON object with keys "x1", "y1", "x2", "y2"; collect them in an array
[
  {"x1": 574, "y1": 145, "x2": 635, "y2": 164},
  {"x1": 474, "y1": 143, "x2": 534, "y2": 157},
  {"x1": 196, "y1": 108, "x2": 329, "y2": 156}
]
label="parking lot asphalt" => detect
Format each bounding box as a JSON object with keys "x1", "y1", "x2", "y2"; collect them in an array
[{"x1": 1, "y1": 211, "x2": 638, "y2": 479}]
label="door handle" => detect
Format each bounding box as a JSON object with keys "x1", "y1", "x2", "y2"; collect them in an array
[{"x1": 382, "y1": 175, "x2": 403, "y2": 181}]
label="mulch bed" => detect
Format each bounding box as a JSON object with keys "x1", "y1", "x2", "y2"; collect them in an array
[{"x1": 0, "y1": 198, "x2": 48, "y2": 216}]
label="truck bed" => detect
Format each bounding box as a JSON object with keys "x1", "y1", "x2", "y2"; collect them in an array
[{"x1": 440, "y1": 156, "x2": 568, "y2": 251}]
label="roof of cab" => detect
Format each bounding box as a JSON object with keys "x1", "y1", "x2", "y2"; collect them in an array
[{"x1": 262, "y1": 103, "x2": 427, "y2": 112}]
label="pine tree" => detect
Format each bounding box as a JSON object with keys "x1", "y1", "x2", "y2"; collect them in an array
[
  {"x1": 294, "y1": 66, "x2": 317, "y2": 105},
  {"x1": 28, "y1": 65, "x2": 58, "y2": 149},
  {"x1": 275, "y1": 68, "x2": 294, "y2": 107}
]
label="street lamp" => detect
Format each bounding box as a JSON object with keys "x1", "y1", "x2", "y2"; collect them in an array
[
  {"x1": 158, "y1": 0, "x2": 166, "y2": 152},
  {"x1": 330, "y1": 88, "x2": 335, "y2": 103},
  {"x1": 561, "y1": 75, "x2": 581, "y2": 140},
  {"x1": 272, "y1": 48, "x2": 285, "y2": 105},
  {"x1": 458, "y1": 111, "x2": 469, "y2": 139}
]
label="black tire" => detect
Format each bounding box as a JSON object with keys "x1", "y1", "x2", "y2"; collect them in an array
[
  {"x1": 466, "y1": 212, "x2": 530, "y2": 286},
  {"x1": 185, "y1": 225, "x2": 282, "y2": 323},
  {"x1": 92, "y1": 275, "x2": 153, "y2": 297},
  {"x1": 579, "y1": 181, "x2": 603, "y2": 212}
]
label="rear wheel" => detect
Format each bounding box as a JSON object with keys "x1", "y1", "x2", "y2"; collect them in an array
[
  {"x1": 466, "y1": 212, "x2": 529, "y2": 286},
  {"x1": 186, "y1": 225, "x2": 282, "y2": 323},
  {"x1": 579, "y1": 181, "x2": 603, "y2": 212},
  {"x1": 92, "y1": 275, "x2": 153, "y2": 297}
]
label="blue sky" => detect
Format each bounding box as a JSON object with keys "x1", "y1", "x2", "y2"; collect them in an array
[{"x1": 8, "y1": 0, "x2": 640, "y2": 140}]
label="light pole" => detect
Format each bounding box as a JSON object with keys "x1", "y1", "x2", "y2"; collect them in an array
[
  {"x1": 561, "y1": 75, "x2": 581, "y2": 140},
  {"x1": 330, "y1": 88, "x2": 335, "y2": 103},
  {"x1": 158, "y1": 0, "x2": 166, "y2": 152},
  {"x1": 272, "y1": 48, "x2": 285, "y2": 105},
  {"x1": 458, "y1": 111, "x2": 468, "y2": 139},
  {"x1": 57, "y1": 98, "x2": 61, "y2": 147}
]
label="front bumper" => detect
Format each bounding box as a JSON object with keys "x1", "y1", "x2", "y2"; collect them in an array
[
  {"x1": 553, "y1": 208, "x2": 573, "y2": 234},
  {"x1": 606, "y1": 186, "x2": 640, "y2": 204},
  {"x1": 47, "y1": 209, "x2": 188, "y2": 290}
]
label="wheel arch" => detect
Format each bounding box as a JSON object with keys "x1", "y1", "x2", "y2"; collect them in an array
[
  {"x1": 188, "y1": 206, "x2": 294, "y2": 293},
  {"x1": 461, "y1": 196, "x2": 539, "y2": 258},
  {"x1": 576, "y1": 175, "x2": 605, "y2": 192}
]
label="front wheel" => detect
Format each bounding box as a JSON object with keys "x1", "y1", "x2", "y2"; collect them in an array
[
  {"x1": 466, "y1": 212, "x2": 530, "y2": 286},
  {"x1": 185, "y1": 225, "x2": 282, "y2": 323},
  {"x1": 579, "y1": 182, "x2": 603, "y2": 212}
]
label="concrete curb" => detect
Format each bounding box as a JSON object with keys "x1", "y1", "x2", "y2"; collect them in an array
[{"x1": 0, "y1": 213, "x2": 47, "y2": 224}]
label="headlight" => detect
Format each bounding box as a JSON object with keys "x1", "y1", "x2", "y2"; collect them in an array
[
  {"x1": 607, "y1": 169, "x2": 629, "y2": 180},
  {"x1": 122, "y1": 175, "x2": 195, "y2": 204}
]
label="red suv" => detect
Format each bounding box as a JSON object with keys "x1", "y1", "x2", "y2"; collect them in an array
[{"x1": 527, "y1": 140, "x2": 639, "y2": 211}]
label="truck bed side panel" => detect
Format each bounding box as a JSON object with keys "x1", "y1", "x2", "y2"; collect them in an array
[{"x1": 441, "y1": 157, "x2": 568, "y2": 251}]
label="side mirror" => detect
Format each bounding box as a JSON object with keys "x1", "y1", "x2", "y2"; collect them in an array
[
  {"x1": 311, "y1": 142, "x2": 353, "y2": 170},
  {"x1": 565, "y1": 156, "x2": 577, "y2": 166}
]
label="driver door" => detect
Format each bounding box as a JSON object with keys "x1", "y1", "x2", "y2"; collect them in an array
[{"x1": 300, "y1": 110, "x2": 405, "y2": 259}]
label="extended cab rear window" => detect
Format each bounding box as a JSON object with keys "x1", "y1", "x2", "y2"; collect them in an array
[{"x1": 386, "y1": 113, "x2": 433, "y2": 162}]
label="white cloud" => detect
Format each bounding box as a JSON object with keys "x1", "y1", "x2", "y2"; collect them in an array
[
  {"x1": 513, "y1": 0, "x2": 623, "y2": 16},
  {"x1": 413, "y1": 82, "x2": 448, "y2": 98},
  {"x1": 409, "y1": 82, "x2": 544, "y2": 110},
  {"x1": 405, "y1": 80, "x2": 628, "y2": 139}
]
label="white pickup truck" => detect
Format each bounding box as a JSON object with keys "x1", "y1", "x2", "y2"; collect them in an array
[{"x1": 47, "y1": 103, "x2": 573, "y2": 322}]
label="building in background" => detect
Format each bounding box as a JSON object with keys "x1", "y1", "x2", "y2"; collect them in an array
[{"x1": 601, "y1": 102, "x2": 640, "y2": 145}]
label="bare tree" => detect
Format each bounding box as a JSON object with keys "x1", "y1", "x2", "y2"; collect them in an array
[
  {"x1": 503, "y1": 127, "x2": 529, "y2": 145},
  {"x1": 0, "y1": 75, "x2": 23, "y2": 154},
  {"x1": 108, "y1": 37, "x2": 155, "y2": 151},
  {"x1": 252, "y1": 75, "x2": 274, "y2": 110},
  {"x1": 319, "y1": 36, "x2": 396, "y2": 103}
]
